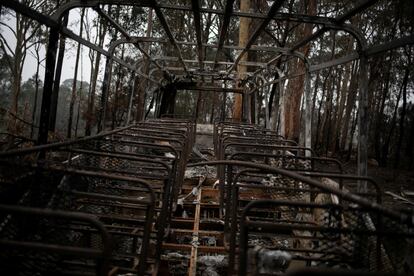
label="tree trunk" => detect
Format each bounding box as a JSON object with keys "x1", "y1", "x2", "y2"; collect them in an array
[
  {"x1": 340, "y1": 60, "x2": 358, "y2": 151},
  {"x1": 7, "y1": 13, "x2": 25, "y2": 136},
  {"x1": 381, "y1": 75, "x2": 403, "y2": 166},
  {"x1": 67, "y1": 9, "x2": 85, "y2": 138},
  {"x1": 135, "y1": 8, "x2": 153, "y2": 122},
  {"x1": 85, "y1": 10, "x2": 109, "y2": 135},
  {"x1": 374, "y1": 56, "x2": 392, "y2": 164},
  {"x1": 282, "y1": 0, "x2": 316, "y2": 140},
  {"x1": 31, "y1": 45, "x2": 42, "y2": 139},
  {"x1": 314, "y1": 72, "x2": 329, "y2": 149},
  {"x1": 394, "y1": 63, "x2": 410, "y2": 169},
  {"x1": 49, "y1": 13, "x2": 69, "y2": 131},
  {"x1": 233, "y1": 0, "x2": 251, "y2": 121},
  {"x1": 75, "y1": 76, "x2": 83, "y2": 137},
  {"x1": 406, "y1": 105, "x2": 414, "y2": 169}
]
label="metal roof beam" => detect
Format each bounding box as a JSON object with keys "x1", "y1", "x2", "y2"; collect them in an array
[
  {"x1": 1, "y1": 0, "x2": 139, "y2": 71},
  {"x1": 291, "y1": 0, "x2": 378, "y2": 51},
  {"x1": 191, "y1": 0, "x2": 204, "y2": 70},
  {"x1": 213, "y1": 0, "x2": 235, "y2": 69},
  {"x1": 228, "y1": 0, "x2": 286, "y2": 74},
  {"x1": 157, "y1": 3, "x2": 337, "y2": 26},
  {"x1": 151, "y1": 0, "x2": 189, "y2": 74},
  {"x1": 94, "y1": 6, "x2": 165, "y2": 73},
  {"x1": 309, "y1": 34, "x2": 414, "y2": 72}
]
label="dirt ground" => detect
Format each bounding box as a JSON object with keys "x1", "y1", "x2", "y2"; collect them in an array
[{"x1": 339, "y1": 160, "x2": 414, "y2": 209}]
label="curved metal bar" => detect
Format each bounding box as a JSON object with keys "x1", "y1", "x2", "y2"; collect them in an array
[
  {"x1": 106, "y1": 38, "x2": 161, "y2": 83},
  {"x1": 187, "y1": 160, "x2": 410, "y2": 224},
  {"x1": 52, "y1": 0, "x2": 152, "y2": 21},
  {"x1": 252, "y1": 49, "x2": 312, "y2": 151},
  {"x1": 0, "y1": 204, "x2": 113, "y2": 275},
  {"x1": 98, "y1": 38, "x2": 164, "y2": 132}
]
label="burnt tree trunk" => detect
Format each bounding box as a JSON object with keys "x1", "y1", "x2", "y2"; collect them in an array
[
  {"x1": 67, "y1": 9, "x2": 85, "y2": 138},
  {"x1": 282, "y1": 0, "x2": 316, "y2": 141}
]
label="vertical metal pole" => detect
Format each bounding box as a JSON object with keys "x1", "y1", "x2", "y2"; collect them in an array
[
  {"x1": 37, "y1": 28, "x2": 59, "y2": 145},
  {"x1": 98, "y1": 57, "x2": 113, "y2": 132},
  {"x1": 304, "y1": 67, "x2": 312, "y2": 156},
  {"x1": 358, "y1": 53, "x2": 369, "y2": 192}
]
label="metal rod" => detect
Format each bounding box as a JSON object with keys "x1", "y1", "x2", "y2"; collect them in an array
[
  {"x1": 191, "y1": 0, "x2": 204, "y2": 70},
  {"x1": 291, "y1": 0, "x2": 378, "y2": 51},
  {"x1": 228, "y1": 0, "x2": 286, "y2": 73},
  {"x1": 213, "y1": 0, "x2": 235, "y2": 69},
  {"x1": 151, "y1": 0, "x2": 189, "y2": 74},
  {"x1": 94, "y1": 7, "x2": 166, "y2": 73}
]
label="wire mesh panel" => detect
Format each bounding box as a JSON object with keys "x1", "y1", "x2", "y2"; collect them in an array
[
  {"x1": 0, "y1": 205, "x2": 112, "y2": 276},
  {"x1": 238, "y1": 200, "x2": 414, "y2": 275},
  {"x1": 0, "y1": 120, "x2": 195, "y2": 275}
]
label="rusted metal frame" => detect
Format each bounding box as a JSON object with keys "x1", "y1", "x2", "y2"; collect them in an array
[
  {"x1": 32, "y1": 164, "x2": 156, "y2": 274},
  {"x1": 158, "y1": 3, "x2": 339, "y2": 26},
  {"x1": 227, "y1": 0, "x2": 286, "y2": 74},
  {"x1": 221, "y1": 135, "x2": 297, "y2": 147},
  {"x1": 128, "y1": 125, "x2": 189, "y2": 150},
  {"x1": 60, "y1": 26, "x2": 135, "y2": 70},
  {"x1": 150, "y1": 0, "x2": 189, "y2": 75},
  {"x1": 95, "y1": 131, "x2": 179, "y2": 263},
  {"x1": 117, "y1": 132, "x2": 186, "y2": 155},
  {"x1": 213, "y1": 0, "x2": 235, "y2": 69},
  {"x1": 214, "y1": 121, "x2": 269, "y2": 155},
  {"x1": 113, "y1": 132, "x2": 184, "y2": 151},
  {"x1": 63, "y1": 148, "x2": 171, "y2": 172},
  {"x1": 187, "y1": 161, "x2": 410, "y2": 224},
  {"x1": 94, "y1": 7, "x2": 166, "y2": 74},
  {"x1": 52, "y1": 1, "x2": 152, "y2": 20},
  {"x1": 0, "y1": 1, "x2": 136, "y2": 144},
  {"x1": 0, "y1": 204, "x2": 113, "y2": 275},
  {"x1": 191, "y1": 0, "x2": 204, "y2": 70},
  {"x1": 290, "y1": 0, "x2": 378, "y2": 51},
  {"x1": 0, "y1": 125, "x2": 133, "y2": 158},
  {"x1": 227, "y1": 167, "x2": 337, "y2": 271},
  {"x1": 220, "y1": 135, "x2": 296, "y2": 150},
  {"x1": 154, "y1": 56, "x2": 268, "y2": 67},
  {"x1": 63, "y1": 190, "x2": 153, "y2": 266},
  {"x1": 111, "y1": 129, "x2": 187, "y2": 219},
  {"x1": 175, "y1": 83, "x2": 244, "y2": 94},
  {"x1": 217, "y1": 142, "x2": 314, "y2": 209},
  {"x1": 184, "y1": 161, "x2": 397, "y2": 273},
  {"x1": 98, "y1": 39, "x2": 158, "y2": 132},
  {"x1": 222, "y1": 143, "x2": 315, "y2": 160},
  {"x1": 238, "y1": 198, "x2": 400, "y2": 275},
  {"x1": 130, "y1": 124, "x2": 188, "y2": 138},
  {"x1": 229, "y1": 152, "x2": 343, "y2": 174}
]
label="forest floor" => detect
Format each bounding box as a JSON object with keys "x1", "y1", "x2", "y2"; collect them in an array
[{"x1": 340, "y1": 159, "x2": 414, "y2": 210}]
